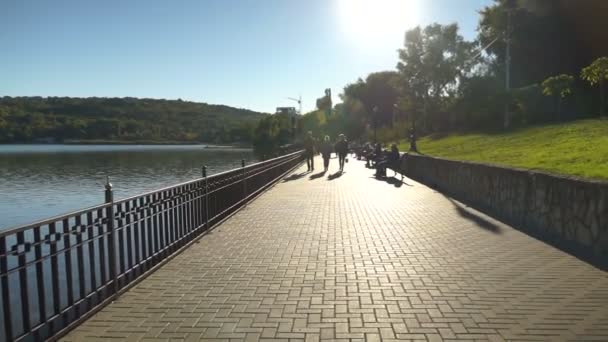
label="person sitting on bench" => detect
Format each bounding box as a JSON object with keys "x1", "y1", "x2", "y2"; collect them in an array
[
  {"x1": 366, "y1": 143, "x2": 382, "y2": 167},
  {"x1": 375, "y1": 144, "x2": 399, "y2": 177}
]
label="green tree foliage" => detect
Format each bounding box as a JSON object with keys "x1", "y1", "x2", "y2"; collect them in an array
[
  {"x1": 479, "y1": 1, "x2": 579, "y2": 88},
  {"x1": 252, "y1": 113, "x2": 293, "y2": 158},
  {"x1": 342, "y1": 71, "x2": 401, "y2": 133},
  {"x1": 541, "y1": 74, "x2": 575, "y2": 119},
  {"x1": 478, "y1": 0, "x2": 608, "y2": 83},
  {"x1": 581, "y1": 57, "x2": 608, "y2": 116},
  {"x1": 0, "y1": 97, "x2": 264, "y2": 143},
  {"x1": 397, "y1": 23, "x2": 476, "y2": 132},
  {"x1": 453, "y1": 75, "x2": 507, "y2": 130}
]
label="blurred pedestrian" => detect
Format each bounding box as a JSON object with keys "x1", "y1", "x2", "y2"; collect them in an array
[
  {"x1": 320, "y1": 135, "x2": 333, "y2": 172},
  {"x1": 334, "y1": 134, "x2": 348, "y2": 172},
  {"x1": 304, "y1": 131, "x2": 315, "y2": 171}
]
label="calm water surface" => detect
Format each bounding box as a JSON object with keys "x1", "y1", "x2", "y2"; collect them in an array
[{"x1": 0, "y1": 144, "x2": 255, "y2": 229}]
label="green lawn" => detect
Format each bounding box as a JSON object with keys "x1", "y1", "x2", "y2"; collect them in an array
[{"x1": 399, "y1": 119, "x2": 608, "y2": 181}]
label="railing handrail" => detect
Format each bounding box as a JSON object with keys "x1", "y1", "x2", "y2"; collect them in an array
[
  {"x1": 0, "y1": 150, "x2": 303, "y2": 236},
  {"x1": 113, "y1": 150, "x2": 302, "y2": 204}
]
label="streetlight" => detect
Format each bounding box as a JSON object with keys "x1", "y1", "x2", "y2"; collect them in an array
[
  {"x1": 394, "y1": 103, "x2": 418, "y2": 152},
  {"x1": 504, "y1": 0, "x2": 519, "y2": 129},
  {"x1": 409, "y1": 116, "x2": 418, "y2": 153},
  {"x1": 372, "y1": 106, "x2": 379, "y2": 143}
]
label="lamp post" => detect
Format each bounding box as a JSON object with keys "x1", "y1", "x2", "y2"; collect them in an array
[
  {"x1": 372, "y1": 106, "x2": 379, "y2": 143},
  {"x1": 409, "y1": 113, "x2": 418, "y2": 152}
]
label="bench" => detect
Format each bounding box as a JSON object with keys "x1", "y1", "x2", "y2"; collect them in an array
[{"x1": 385, "y1": 153, "x2": 408, "y2": 180}]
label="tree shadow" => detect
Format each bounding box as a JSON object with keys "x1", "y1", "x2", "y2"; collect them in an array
[
  {"x1": 327, "y1": 171, "x2": 344, "y2": 181},
  {"x1": 371, "y1": 175, "x2": 413, "y2": 188},
  {"x1": 309, "y1": 170, "x2": 326, "y2": 180},
  {"x1": 444, "y1": 195, "x2": 502, "y2": 234},
  {"x1": 283, "y1": 171, "x2": 310, "y2": 182}
]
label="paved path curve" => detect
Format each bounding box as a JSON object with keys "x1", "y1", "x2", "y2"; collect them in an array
[{"x1": 63, "y1": 156, "x2": 608, "y2": 341}]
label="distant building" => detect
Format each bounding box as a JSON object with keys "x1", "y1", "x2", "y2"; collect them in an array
[{"x1": 275, "y1": 107, "x2": 297, "y2": 117}]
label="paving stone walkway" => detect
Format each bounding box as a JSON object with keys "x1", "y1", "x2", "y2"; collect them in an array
[{"x1": 63, "y1": 156, "x2": 608, "y2": 341}]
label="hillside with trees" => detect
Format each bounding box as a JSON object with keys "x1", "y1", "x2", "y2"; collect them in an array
[{"x1": 0, "y1": 96, "x2": 266, "y2": 144}]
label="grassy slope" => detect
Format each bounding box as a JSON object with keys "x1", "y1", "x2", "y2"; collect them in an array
[{"x1": 400, "y1": 119, "x2": 608, "y2": 181}]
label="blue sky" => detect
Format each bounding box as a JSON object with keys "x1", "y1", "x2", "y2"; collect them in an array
[{"x1": 1, "y1": 0, "x2": 492, "y2": 113}]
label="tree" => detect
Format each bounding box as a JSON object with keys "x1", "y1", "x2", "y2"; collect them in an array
[
  {"x1": 477, "y1": 0, "x2": 595, "y2": 88},
  {"x1": 541, "y1": 74, "x2": 574, "y2": 120},
  {"x1": 0, "y1": 96, "x2": 265, "y2": 143},
  {"x1": 397, "y1": 23, "x2": 475, "y2": 132},
  {"x1": 581, "y1": 57, "x2": 608, "y2": 117},
  {"x1": 252, "y1": 113, "x2": 293, "y2": 158}
]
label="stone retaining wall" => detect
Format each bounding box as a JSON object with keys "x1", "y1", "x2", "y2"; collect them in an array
[{"x1": 401, "y1": 153, "x2": 608, "y2": 265}]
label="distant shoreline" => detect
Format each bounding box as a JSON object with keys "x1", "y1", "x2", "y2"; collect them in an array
[{"x1": 1, "y1": 140, "x2": 253, "y2": 148}]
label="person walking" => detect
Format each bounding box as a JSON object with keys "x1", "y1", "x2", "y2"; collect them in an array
[
  {"x1": 334, "y1": 134, "x2": 348, "y2": 172},
  {"x1": 320, "y1": 135, "x2": 333, "y2": 172},
  {"x1": 304, "y1": 131, "x2": 315, "y2": 171}
]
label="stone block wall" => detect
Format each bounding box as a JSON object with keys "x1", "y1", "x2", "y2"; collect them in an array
[{"x1": 401, "y1": 153, "x2": 608, "y2": 265}]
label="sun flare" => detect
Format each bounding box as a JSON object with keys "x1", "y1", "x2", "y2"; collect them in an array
[{"x1": 336, "y1": 0, "x2": 420, "y2": 49}]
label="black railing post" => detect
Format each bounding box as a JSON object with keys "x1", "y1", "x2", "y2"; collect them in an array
[
  {"x1": 104, "y1": 176, "x2": 118, "y2": 296},
  {"x1": 241, "y1": 159, "x2": 247, "y2": 199},
  {"x1": 203, "y1": 166, "x2": 209, "y2": 230}
]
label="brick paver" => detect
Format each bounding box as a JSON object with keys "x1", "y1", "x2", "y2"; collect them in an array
[{"x1": 63, "y1": 156, "x2": 608, "y2": 341}]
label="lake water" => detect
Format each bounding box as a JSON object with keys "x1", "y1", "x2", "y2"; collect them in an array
[{"x1": 0, "y1": 145, "x2": 255, "y2": 230}]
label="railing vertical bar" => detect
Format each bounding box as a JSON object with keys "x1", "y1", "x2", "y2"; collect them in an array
[
  {"x1": 188, "y1": 185, "x2": 194, "y2": 236},
  {"x1": 86, "y1": 212, "x2": 97, "y2": 309},
  {"x1": 139, "y1": 197, "x2": 147, "y2": 271},
  {"x1": 173, "y1": 188, "x2": 180, "y2": 248},
  {"x1": 178, "y1": 187, "x2": 185, "y2": 243},
  {"x1": 116, "y1": 203, "x2": 125, "y2": 289},
  {"x1": 168, "y1": 189, "x2": 175, "y2": 252},
  {"x1": 17, "y1": 230, "x2": 31, "y2": 333},
  {"x1": 194, "y1": 183, "x2": 201, "y2": 230},
  {"x1": 106, "y1": 203, "x2": 117, "y2": 297},
  {"x1": 48, "y1": 222, "x2": 60, "y2": 334},
  {"x1": 185, "y1": 185, "x2": 192, "y2": 238},
  {"x1": 193, "y1": 184, "x2": 198, "y2": 231},
  {"x1": 161, "y1": 191, "x2": 169, "y2": 258},
  {"x1": 0, "y1": 236, "x2": 13, "y2": 342},
  {"x1": 124, "y1": 201, "x2": 133, "y2": 280},
  {"x1": 34, "y1": 226, "x2": 46, "y2": 337},
  {"x1": 152, "y1": 193, "x2": 160, "y2": 260},
  {"x1": 180, "y1": 186, "x2": 189, "y2": 240},
  {"x1": 62, "y1": 218, "x2": 74, "y2": 325},
  {"x1": 146, "y1": 195, "x2": 153, "y2": 266},
  {"x1": 96, "y1": 208, "x2": 107, "y2": 291},
  {"x1": 191, "y1": 184, "x2": 197, "y2": 231},
  {"x1": 75, "y1": 216, "x2": 86, "y2": 317},
  {"x1": 204, "y1": 166, "x2": 209, "y2": 230},
  {"x1": 242, "y1": 159, "x2": 247, "y2": 201}
]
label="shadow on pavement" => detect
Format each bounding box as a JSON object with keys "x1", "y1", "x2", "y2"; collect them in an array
[
  {"x1": 371, "y1": 176, "x2": 413, "y2": 188},
  {"x1": 444, "y1": 195, "x2": 502, "y2": 234},
  {"x1": 283, "y1": 171, "x2": 310, "y2": 182},
  {"x1": 327, "y1": 171, "x2": 344, "y2": 181},
  {"x1": 309, "y1": 171, "x2": 326, "y2": 180}
]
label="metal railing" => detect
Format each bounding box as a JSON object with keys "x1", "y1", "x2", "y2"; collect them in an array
[{"x1": 0, "y1": 151, "x2": 303, "y2": 341}]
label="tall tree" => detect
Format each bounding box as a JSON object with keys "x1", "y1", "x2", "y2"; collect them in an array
[
  {"x1": 397, "y1": 23, "x2": 475, "y2": 132},
  {"x1": 478, "y1": 0, "x2": 608, "y2": 88},
  {"x1": 581, "y1": 57, "x2": 608, "y2": 117},
  {"x1": 341, "y1": 71, "x2": 400, "y2": 138}
]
